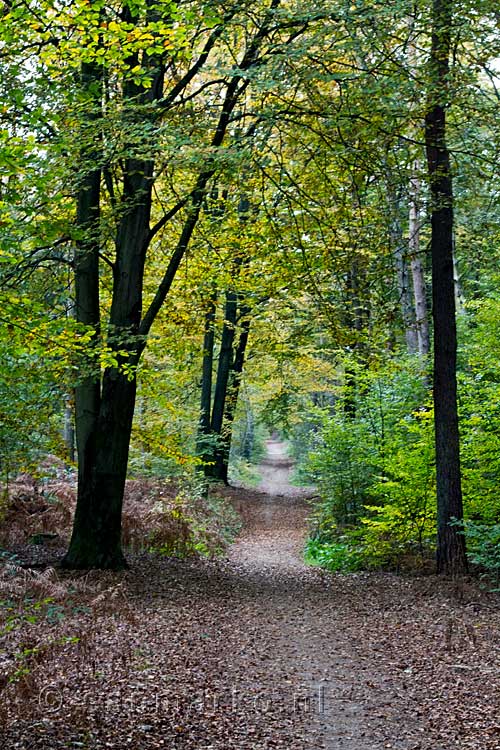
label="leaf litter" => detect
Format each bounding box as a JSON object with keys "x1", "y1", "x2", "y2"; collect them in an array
[{"x1": 0, "y1": 446, "x2": 498, "y2": 749}]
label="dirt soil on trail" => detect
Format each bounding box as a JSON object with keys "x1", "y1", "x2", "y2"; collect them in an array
[{"x1": 1, "y1": 441, "x2": 499, "y2": 749}]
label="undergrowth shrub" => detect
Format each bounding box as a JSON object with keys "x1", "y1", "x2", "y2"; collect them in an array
[
  {"x1": 304, "y1": 419, "x2": 377, "y2": 529},
  {"x1": 0, "y1": 563, "x2": 138, "y2": 726},
  {"x1": 0, "y1": 466, "x2": 239, "y2": 560},
  {"x1": 453, "y1": 520, "x2": 500, "y2": 589},
  {"x1": 301, "y1": 357, "x2": 438, "y2": 571},
  {"x1": 122, "y1": 474, "x2": 240, "y2": 557},
  {"x1": 304, "y1": 537, "x2": 363, "y2": 572},
  {"x1": 0, "y1": 470, "x2": 74, "y2": 548},
  {"x1": 301, "y1": 346, "x2": 500, "y2": 574}
]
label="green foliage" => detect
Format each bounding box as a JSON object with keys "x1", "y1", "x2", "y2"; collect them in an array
[
  {"x1": 300, "y1": 357, "x2": 438, "y2": 569},
  {"x1": 0, "y1": 317, "x2": 68, "y2": 483},
  {"x1": 306, "y1": 417, "x2": 377, "y2": 529},
  {"x1": 302, "y1": 328, "x2": 500, "y2": 573},
  {"x1": 304, "y1": 537, "x2": 363, "y2": 573},
  {"x1": 458, "y1": 521, "x2": 500, "y2": 589},
  {"x1": 458, "y1": 298, "x2": 500, "y2": 524},
  {"x1": 364, "y1": 412, "x2": 436, "y2": 564}
]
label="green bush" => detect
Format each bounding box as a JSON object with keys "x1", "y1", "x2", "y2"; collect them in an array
[
  {"x1": 454, "y1": 520, "x2": 500, "y2": 589},
  {"x1": 300, "y1": 334, "x2": 500, "y2": 575},
  {"x1": 362, "y1": 412, "x2": 436, "y2": 565},
  {"x1": 304, "y1": 537, "x2": 363, "y2": 572},
  {"x1": 305, "y1": 418, "x2": 377, "y2": 529},
  {"x1": 301, "y1": 358, "x2": 436, "y2": 568}
]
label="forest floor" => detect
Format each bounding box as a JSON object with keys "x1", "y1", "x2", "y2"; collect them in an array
[{"x1": 1, "y1": 441, "x2": 499, "y2": 749}]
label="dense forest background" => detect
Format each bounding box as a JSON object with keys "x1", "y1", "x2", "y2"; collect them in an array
[{"x1": 0, "y1": 0, "x2": 499, "y2": 579}]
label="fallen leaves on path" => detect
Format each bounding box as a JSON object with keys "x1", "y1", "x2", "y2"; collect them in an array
[{"x1": 0, "y1": 483, "x2": 498, "y2": 750}]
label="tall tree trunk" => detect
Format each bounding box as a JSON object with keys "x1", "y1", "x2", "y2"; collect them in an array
[
  {"x1": 216, "y1": 302, "x2": 252, "y2": 483},
  {"x1": 197, "y1": 288, "x2": 217, "y2": 463},
  {"x1": 241, "y1": 400, "x2": 254, "y2": 461},
  {"x1": 205, "y1": 289, "x2": 237, "y2": 482},
  {"x1": 425, "y1": 0, "x2": 467, "y2": 575},
  {"x1": 406, "y1": 25, "x2": 430, "y2": 358},
  {"x1": 388, "y1": 184, "x2": 418, "y2": 353},
  {"x1": 408, "y1": 166, "x2": 430, "y2": 356},
  {"x1": 64, "y1": 167, "x2": 154, "y2": 568},
  {"x1": 63, "y1": 59, "x2": 107, "y2": 566},
  {"x1": 64, "y1": 23, "x2": 162, "y2": 568},
  {"x1": 63, "y1": 398, "x2": 75, "y2": 463},
  {"x1": 452, "y1": 237, "x2": 465, "y2": 314},
  {"x1": 64, "y1": 372, "x2": 137, "y2": 569},
  {"x1": 343, "y1": 258, "x2": 368, "y2": 418}
]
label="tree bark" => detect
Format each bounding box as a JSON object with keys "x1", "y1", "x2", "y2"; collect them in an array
[
  {"x1": 425, "y1": 0, "x2": 467, "y2": 575},
  {"x1": 204, "y1": 289, "x2": 237, "y2": 482},
  {"x1": 388, "y1": 183, "x2": 418, "y2": 353},
  {"x1": 63, "y1": 59, "x2": 108, "y2": 566},
  {"x1": 64, "y1": 18, "x2": 162, "y2": 569},
  {"x1": 197, "y1": 288, "x2": 217, "y2": 464},
  {"x1": 408, "y1": 166, "x2": 430, "y2": 357},
  {"x1": 216, "y1": 303, "x2": 252, "y2": 483},
  {"x1": 204, "y1": 194, "x2": 252, "y2": 483},
  {"x1": 64, "y1": 162, "x2": 154, "y2": 568}
]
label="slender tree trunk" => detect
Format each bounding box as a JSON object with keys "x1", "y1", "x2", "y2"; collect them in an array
[
  {"x1": 343, "y1": 258, "x2": 368, "y2": 418},
  {"x1": 408, "y1": 166, "x2": 430, "y2": 356},
  {"x1": 241, "y1": 400, "x2": 254, "y2": 460},
  {"x1": 205, "y1": 289, "x2": 237, "y2": 482},
  {"x1": 406, "y1": 25, "x2": 430, "y2": 358},
  {"x1": 425, "y1": 0, "x2": 467, "y2": 575},
  {"x1": 216, "y1": 303, "x2": 251, "y2": 483},
  {"x1": 388, "y1": 184, "x2": 418, "y2": 353},
  {"x1": 63, "y1": 398, "x2": 75, "y2": 463},
  {"x1": 197, "y1": 288, "x2": 217, "y2": 462},
  {"x1": 452, "y1": 237, "x2": 465, "y2": 314}
]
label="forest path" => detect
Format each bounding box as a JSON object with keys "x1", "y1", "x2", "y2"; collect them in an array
[
  {"x1": 224, "y1": 440, "x2": 419, "y2": 749},
  {"x1": 3, "y1": 442, "x2": 498, "y2": 750}
]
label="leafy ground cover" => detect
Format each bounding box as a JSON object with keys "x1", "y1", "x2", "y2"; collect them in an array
[{"x1": 0, "y1": 450, "x2": 498, "y2": 749}]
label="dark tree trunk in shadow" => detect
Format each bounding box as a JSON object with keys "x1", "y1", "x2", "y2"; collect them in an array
[
  {"x1": 425, "y1": 0, "x2": 467, "y2": 575},
  {"x1": 64, "y1": 11, "x2": 163, "y2": 568},
  {"x1": 204, "y1": 289, "x2": 237, "y2": 483},
  {"x1": 214, "y1": 304, "x2": 251, "y2": 483}
]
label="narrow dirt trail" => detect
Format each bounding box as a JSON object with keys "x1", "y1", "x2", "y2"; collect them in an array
[
  {"x1": 2, "y1": 442, "x2": 498, "y2": 749},
  {"x1": 227, "y1": 440, "x2": 420, "y2": 749}
]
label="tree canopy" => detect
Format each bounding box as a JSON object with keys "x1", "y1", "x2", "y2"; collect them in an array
[{"x1": 1, "y1": 0, "x2": 499, "y2": 573}]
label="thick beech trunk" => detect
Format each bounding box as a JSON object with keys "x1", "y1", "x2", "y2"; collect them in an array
[
  {"x1": 64, "y1": 372, "x2": 136, "y2": 569},
  {"x1": 64, "y1": 171, "x2": 152, "y2": 568},
  {"x1": 64, "y1": 37, "x2": 160, "y2": 568},
  {"x1": 425, "y1": 0, "x2": 467, "y2": 575}
]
